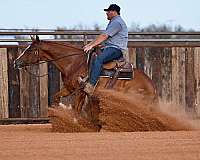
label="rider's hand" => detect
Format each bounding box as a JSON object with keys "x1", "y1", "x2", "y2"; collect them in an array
[{"x1": 83, "y1": 44, "x2": 93, "y2": 53}]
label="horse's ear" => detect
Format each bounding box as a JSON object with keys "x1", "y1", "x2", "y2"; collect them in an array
[
  {"x1": 36, "y1": 35, "x2": 40, "y2": 41},
  {"x1": 30, "y1": 35, "x2": 35, "y2": 41}
]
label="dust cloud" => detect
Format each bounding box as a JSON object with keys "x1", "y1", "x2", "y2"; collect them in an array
[
  {"x1": 49, "y1": 89, "x2": 196, "y2": 132},
  {"x1": 157, "y1": 101, "x2": 200, "y2": 130}
]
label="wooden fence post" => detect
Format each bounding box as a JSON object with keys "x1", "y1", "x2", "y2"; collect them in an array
[
  {"x1": 0, "y1": 48, "x2": 9, "y2": 118},
  {"x1": 160, "y1": 48, "x2": 172, "y2": 103},
  {"x1": 7, "y1": 47, "x2": 21, "y2": 118},
  {"x1": 39, "y1": 62, "x2": 48, "y2": 117},
  {"x1": 149, "y1": 48, "x2": 162, "y2": 97},
  {"x1": 178, "y1": 48, "x2": 186, "y2": 107},
  {"x1": 19, "y1": 48, "x2": 40, "y2": 118},
  {"x1": 172, "y1": 48, "x2": 180, "y2": 105},
  {"x1": 19, "y1": 68, "x2": 29, "y2": 118},
  {"x1": 194, "y1": 48, "x2": 200, "y2": 116},
  {"x1": 128, "y1": 47, "x2": 136, "y2": 68},
  {"x1": 171, "y1": 48, "x2": 186, "y2": 108},
  {"x1": 48, "y1": 63, "x2": 60, "y2": 105},
  {"x1": 28, "y1": 65, "x2": 40, "y2": 117},
  {"x1": 136, "y1": 48, "x2": 145, "y2": 70},
  {"x1": 185, "y1": 48, "x2": 196, "y2": 115}
]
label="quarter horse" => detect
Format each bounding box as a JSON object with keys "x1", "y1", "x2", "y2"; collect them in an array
[{"x1": 14, "y1": 36, "x2": 158, "y2": 131}]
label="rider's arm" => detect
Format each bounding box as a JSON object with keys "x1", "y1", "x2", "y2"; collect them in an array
[{"x1": 83, "y1": 34, "x2": 108, "y2": 53}]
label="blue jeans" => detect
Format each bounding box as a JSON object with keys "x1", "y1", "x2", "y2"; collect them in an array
[{"x1": 89, "y1": 47, "x2": 122, "y2": 86}]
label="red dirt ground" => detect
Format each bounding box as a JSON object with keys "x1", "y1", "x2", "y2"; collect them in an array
[{"x1": 0, "y1": 124, "x2": 199, "y2": 160}]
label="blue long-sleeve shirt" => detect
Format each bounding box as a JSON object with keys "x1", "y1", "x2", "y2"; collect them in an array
[{"x1": 103, "y1": 15, "x2": 128, "y2": 51}]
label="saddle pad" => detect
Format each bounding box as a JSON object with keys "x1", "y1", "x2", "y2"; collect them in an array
[{"x1": 100, "y1": 68, "x2": 133, "y2": 80}]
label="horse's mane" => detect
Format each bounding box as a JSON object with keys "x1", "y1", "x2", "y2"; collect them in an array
[{"x1": 41, "y1": 40, "x2": 84, "y2": 53}]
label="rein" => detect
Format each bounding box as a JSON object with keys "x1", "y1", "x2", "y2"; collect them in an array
[
  {"x1": 24, "y1": 67, "x2": 48, "y2": 78},
  {"x1": 21, "y1": 52, "x2": 85, "y2": 77},
  {"x1": 22, "y1": 52, "x2": 84, "y2": 67}
]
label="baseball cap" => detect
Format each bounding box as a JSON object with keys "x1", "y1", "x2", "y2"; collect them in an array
[{"x1": 104, "y1": 4, "x2": 120, "y2": 14}]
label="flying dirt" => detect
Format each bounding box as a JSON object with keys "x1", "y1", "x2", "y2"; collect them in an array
[{"x1": 48, "y1": 89, "x2": 194, "y2": 132}]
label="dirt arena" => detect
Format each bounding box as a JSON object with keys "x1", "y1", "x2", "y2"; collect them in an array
[
  {"x1": 1, "y1": 90, "x2": 200, "y2": 159},
  {"x1": 0, "y1": 124, "x2": 199, "y2": 160}
]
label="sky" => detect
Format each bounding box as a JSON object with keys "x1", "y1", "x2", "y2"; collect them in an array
[{"x1": 0, "y1": 0, "x2": 199, "y2": 31}]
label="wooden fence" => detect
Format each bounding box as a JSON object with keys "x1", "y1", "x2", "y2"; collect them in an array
[{"x1": 129, "y1": 47, "x2": 200, "y2": 117}]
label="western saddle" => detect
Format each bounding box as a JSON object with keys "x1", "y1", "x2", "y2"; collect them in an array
[{"x1": 88, "y1": 48, "x2": 134, "y2": 83}]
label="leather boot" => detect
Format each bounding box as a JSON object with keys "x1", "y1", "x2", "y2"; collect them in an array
[{"x1": 84, "y1": 82, "x2": 95, "y2": 95}]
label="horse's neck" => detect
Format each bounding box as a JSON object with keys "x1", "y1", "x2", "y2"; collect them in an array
[{"x1": 40, "y1": 42, "x2": 87, "y2": 85}]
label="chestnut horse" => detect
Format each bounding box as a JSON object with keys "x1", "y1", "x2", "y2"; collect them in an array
[{"x1": 14, "y1": 36, "x2": 158, "y2": 130}]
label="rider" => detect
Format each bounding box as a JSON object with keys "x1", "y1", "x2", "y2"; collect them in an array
[{"x1": 83, "y1": 4, "x2": 128, "y2": 95}]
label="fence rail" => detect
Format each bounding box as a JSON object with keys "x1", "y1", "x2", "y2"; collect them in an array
[
  {"x1": 0, "y1": 30, "x2": 200, "y2": 47},
  {"x1": 1, "y1": 39, "x2": 200, "y2": 42},
  {"x1": 0, "y1": 30, "x2": 200, "y2": 35}
]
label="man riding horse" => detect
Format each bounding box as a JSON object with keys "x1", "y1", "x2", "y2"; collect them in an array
[{"x1": 83, "y1": 4, "x2": 128, "y2": 95}]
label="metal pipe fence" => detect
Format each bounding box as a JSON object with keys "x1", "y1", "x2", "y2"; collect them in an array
[{"x1": 0, "y1": 30, "x2": 200, "y2": 47}]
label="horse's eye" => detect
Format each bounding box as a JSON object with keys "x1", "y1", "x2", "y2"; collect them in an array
[{"x1": 34, "y1": 50, "x2": 39, "y2": 55}]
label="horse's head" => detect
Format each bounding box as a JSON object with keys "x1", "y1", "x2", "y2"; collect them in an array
[{"x1": 14, "y1": 35, "x2": 42, "y2": 69}]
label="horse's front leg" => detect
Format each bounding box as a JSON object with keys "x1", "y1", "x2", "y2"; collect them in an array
[{"x1": 53, "y1": 87, "x2": 71, "y2": 104}]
